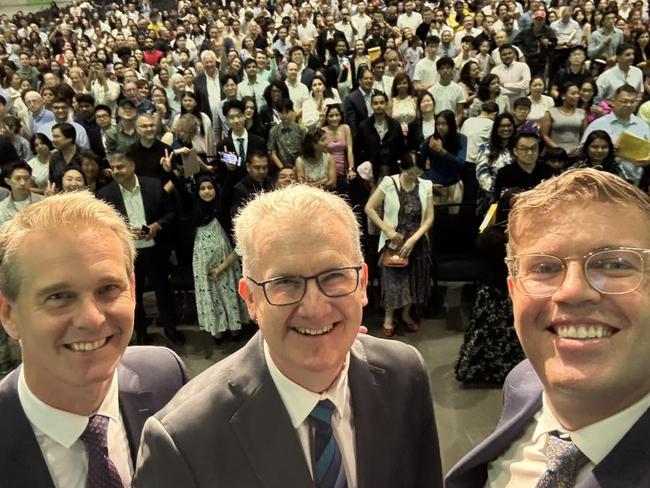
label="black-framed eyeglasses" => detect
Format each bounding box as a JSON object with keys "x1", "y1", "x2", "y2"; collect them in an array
[
  {"x1": 505, "y1": 247, "x2": 650, "y2": 297},
  {"x1": 247, "y1": 266, "x2": 363, "y2": 306}
]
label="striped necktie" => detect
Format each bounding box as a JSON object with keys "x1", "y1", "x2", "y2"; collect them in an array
[
  {"x1": 309, "y1": 399, "x2": 348, "y2": 488},
  {"x1": 535, "y1": 430, "x2": 589, "y2": 488}
]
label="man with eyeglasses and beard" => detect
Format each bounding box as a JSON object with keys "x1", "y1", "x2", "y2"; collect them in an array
[
  {"x1": 447, "y1": 168, "x2": 650, "y2": 487},
  {"x1": 134, "y1": 185, "x2": 443, "y2": 488}
]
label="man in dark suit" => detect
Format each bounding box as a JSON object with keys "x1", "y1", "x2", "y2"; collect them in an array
[
  {"x1": 315, "y1": 15, "x2": 346, "y2": 60},
  {"x1": 230, "y1": 151, "x2": 273, "y2": 216},
  {"x1": 98, "y1": 152, "x2": 184, "y2": 345},
  {"x1": 0, "y1": 191, "x2": 188, "y2": 487},
  {"x1": 193, "y1": 49, "x2": 221, "y2": 125},
  {"x1": 344, "y1": 65, "x2": 375, "y2": 136},
  {"x1": 216, "y1": 99, "x2": 267, "y2": 219},
  {"x1": 134, "y1": 185, "x2": 443, "y2": 488},
  {"x1": 447, "y1": 169, "x2": 650, "y2": 488}
]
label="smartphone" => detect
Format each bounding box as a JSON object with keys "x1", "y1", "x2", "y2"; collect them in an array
[
  {"x1": 141, "y1": 225, "x2": 150, "y2": 234},
  {"x1": 221, "y1": 152, "x2": 240, "y2": 166}
]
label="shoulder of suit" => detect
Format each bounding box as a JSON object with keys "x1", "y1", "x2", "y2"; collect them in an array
[
  {"x1": 353, "y1": 334, "x2": 425, "y2": 371},
  {"x1": 503, "y1": 359, "x2": 543, "y2": 401},
  {"x1": 121, "y1": 346, "x2": 185, "y2": 376}
]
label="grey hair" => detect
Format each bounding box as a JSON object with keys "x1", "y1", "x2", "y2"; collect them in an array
[
  {"x1": 233, "y1": 185, "x2": 363, "y2": 275},
  {"x1": 0, "y1": 191, "x2": 136, "y2": 301}
]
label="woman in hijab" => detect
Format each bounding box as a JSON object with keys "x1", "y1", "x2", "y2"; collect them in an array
[{"x1": 191, "y1": 174, "x2": 247, "y2": 345}]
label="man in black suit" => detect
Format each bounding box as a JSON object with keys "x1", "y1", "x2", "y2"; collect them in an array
[
  {"x1": 315, "y1": 15, "x2": 347, "y2": 60},
  {"x1": 193, "y1": 49, "x2": 221, "y2": 125},
  {"x1": 216, "y1": 99, "x2": 267, "y2": 222},
  {"x1": 231, "y1": 151, "x2": 273, "y2": 216},
  {"x1": 344, "y1": 65, "x2": 374, "y2": 135},
  {"x1": 98, "y1": 152, "x2": 184, "y2": 345}
]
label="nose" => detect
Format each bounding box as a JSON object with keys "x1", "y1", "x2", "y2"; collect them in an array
[
  {"x1": 295, "y1": 279, "x2": 333, "y2": 318},
  {"x1": 74, "y1": 296, "x2": 106, "y2": 329},
  {"x1": 551, "y1": 261, "x2": 601, "y2": 305}
]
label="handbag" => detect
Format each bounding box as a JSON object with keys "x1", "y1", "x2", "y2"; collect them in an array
[{"x1": 382, "y1": 176, "x2": 409, "y2": 267}]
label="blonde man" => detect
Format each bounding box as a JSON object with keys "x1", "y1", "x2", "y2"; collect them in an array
[
  {"x1": 134, "y1": 185, "x2": 443, "y2": 488},
  {"x1": 0, "y1": 191, "x2": 188, "y2": 487},
  {"x1": 448, "y1": 169, "x2": 650, "y2": 487}
]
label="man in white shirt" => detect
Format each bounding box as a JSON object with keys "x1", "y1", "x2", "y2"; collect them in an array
[
  {"x1": 335, "y1": 7, "x2": 356, "y2": 46},
  {"x1": 429, "y1": 56, "x2": 465, "y2": 125},
  {"x1": 0, "y1": 191, "x2": 188, "y2": 487},
  {"x1": 447, "y1": 169, "x2": 650, "y2": 488},
  {"x1": 285, "y1": 61, "x2": 310, "y2": 118},
  {"x1": 397, "y1": 0, "x2": 423, "y2": 31},
  {"x1": 414, "y1": 35, "x2": 441, "y2": 91},
  {"x1": 549, "y1": 6, "x2": 582, "y2": 75},
  {"x1": 297, "y1": 13, "x2": 319, "y2": 41},
  {"x1": 134, "y1": 185, "x2": 444, "y2": 488},
  {"x1": 459, "y1": 101, "x2": 498, "y2": 163},
  {"x1": 491, "y1": 43, "x2": 531, "y2": 109},
  {"x1": 596, "y1": 43, "x2": 644, "y2": 103},
  {"x1": 238, "y1": 57, "x2": 270, "y2": 109},
  {"x1": 351, "y1": 1, "x2": 372, "y2": 40}
]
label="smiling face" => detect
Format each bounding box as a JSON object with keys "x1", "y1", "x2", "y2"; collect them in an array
[
  {"x1": 508, "y1": 202, "x2": 650, "y2": 425},
  {"x1": 239, "y1": 216, "x2": 367, "y2": 390},
  {"x1": 198, "y1": 180, "x2": 216, "y2": 202},
  {"x1": 0, "y1": 226, "x2": 135, "y2": 407}
]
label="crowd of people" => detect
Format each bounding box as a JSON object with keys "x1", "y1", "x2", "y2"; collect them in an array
[{"x1": 0, "y1": 0, "x2": 649, "y2": 385}]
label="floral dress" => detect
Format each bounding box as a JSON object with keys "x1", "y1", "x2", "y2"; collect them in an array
[{"x1": 192, "y1": 218, "x2": 245, "y2": 336}]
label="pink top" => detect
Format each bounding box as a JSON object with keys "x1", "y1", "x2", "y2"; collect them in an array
[{"x1": 326, "y1": 127, "x2": 348, "y2": 176}]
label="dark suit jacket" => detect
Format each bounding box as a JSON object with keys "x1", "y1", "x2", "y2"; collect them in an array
[
  {"x1": 300, "y1": 67, "x2": 317, "y2": 88},
  {"x1": 193, "y1": 72, "x2": 216, "y2": 123},
  {"x1": 315, "y1": 29, "x2": 346, "y2": 59},
  {"x1": 133, "y1": 333, "x2": 443, "y2": 488},
  {"x1": 0, "y1": 346, "x2": 189, "y2": 488},
  {"x1": 344, "y1": 88, "x2": 370, "y2": 135},
  {"x1": 97, "y1": 176, "x2": 175, "y2": 244},
  {"x1": 446, "y1": 360, "x2": 650, "y2": 488},
  {"x1": 355, "y1": 115, "x2": 406, "y2": 177}
]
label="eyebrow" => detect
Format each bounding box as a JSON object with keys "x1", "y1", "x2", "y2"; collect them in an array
[{"x1": 35, "y1": 276, "x2": 126, "y2": 299}]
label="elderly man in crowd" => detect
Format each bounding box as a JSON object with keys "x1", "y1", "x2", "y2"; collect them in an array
[
  {"x1": 0, "y1": 191, "x2": 188, "y2": 487},
  {"x1": 447, "y1": 168, "x2": 650, "y2": 487},
  {"x1": 133, "y1": 185, "x2": 443, "y2": 487}
]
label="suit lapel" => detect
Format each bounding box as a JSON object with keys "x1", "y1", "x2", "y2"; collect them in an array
[
  {"x1": 229, "y1": 335, "x2": 313, "y2": 488},
  {"x1": 110, "y1": 182, "x2": 128, "y2": 217},
  {"x1": 348, "y1": 340, "x2": 386, "y2": 488},
  {"x1": 118, "y1": 363, "x2": 153, "y2": 464},
  {"x1": 0, "y1": 370, "x2": 55, "y2": 488}
]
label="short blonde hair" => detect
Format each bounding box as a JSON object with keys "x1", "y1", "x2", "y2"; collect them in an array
[
  {"x1": 0, "y1": 191, "x2": 136, "y2": 301},
  {"x1": 507, "y1": 168, "x2": 650, "y2": 255},
  {"x1": 233, "y1": 185, "x2": 363, "y2": 275}
]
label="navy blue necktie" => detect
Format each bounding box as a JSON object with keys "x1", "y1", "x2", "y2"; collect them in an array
[
  {"x1": 80, "y1": 414, "x2": 123, "y2": 488},
  {"x1": 237, "y1": 137, "x2": 246, "y2": 166},
  {"x1": 309, "y1": 400, "x2": 348, "y2": 488}
]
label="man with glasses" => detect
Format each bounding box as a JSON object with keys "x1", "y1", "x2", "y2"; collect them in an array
[
  {"x1": 447, "y1": 168, "x2": 650, "y2": 487},
  {"x1": 134, "y1": 185, "x2": 443, "y2": 488}
]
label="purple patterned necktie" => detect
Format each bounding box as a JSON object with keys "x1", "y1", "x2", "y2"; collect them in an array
[
  {"x1": 80, "y1": 414, "x2": 124, "y2": 488},
  {"x1": 535, "y1": 430, "x2": 589, "y2": 488}
]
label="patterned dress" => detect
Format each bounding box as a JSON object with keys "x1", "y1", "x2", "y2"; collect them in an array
[
  {"x1": 381, "y1": 181, "x2": 431, "y2": 310},
  {"x1": 192, "y1": 218, "x2": 244, "y2": 336}
]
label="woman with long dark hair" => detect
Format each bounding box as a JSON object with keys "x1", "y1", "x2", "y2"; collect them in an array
[
  {"x1": 294, "y1": 128, "x2": 337, "y2": 190},
  {"x1": 406, "y1": 91, "x2": 436, "y2": 151},
  {"x1": 475, "y1": 112, "x2": 516, "y2": 213},
  {"x1": 259, "y1": 79, "x2": 289, "y2": 134},
  {"x1": 574, "y1": 130, "x2": 623, "y2": 176},
  {"x1": 420, "y1": 109, "x2": 468, "y2": 205},
  {"x1": 241, "y1": 95, "x2": 267, "y2": 138},
  {"x1": 540, "y1": 81, "x2": 585, "y2": 156},
  {"x1": 467, "y1": 73, "x2": 509, "y2": 117}
]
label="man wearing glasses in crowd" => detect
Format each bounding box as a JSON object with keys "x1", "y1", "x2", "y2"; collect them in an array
[
  {"x1": 447, "y1": 169, "x2": 650, "y2": 487},
  {"x1": 134, "y1": 185, "x2": 443, "y2": 488}
]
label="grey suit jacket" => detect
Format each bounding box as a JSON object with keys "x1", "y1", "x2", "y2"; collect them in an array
[
  {"x1": 0, "y1": 346, "x2": 189, "y2": 488},
  {"x1": 445, "y1": 360, "x2": 650, "y2": 488},
  {"x1": 134, "y1": 332, "x2": 443, "y2": 488}
]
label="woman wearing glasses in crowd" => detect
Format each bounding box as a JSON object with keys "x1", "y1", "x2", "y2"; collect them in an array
[{"x1": 364, "y1": 151, "x2": 434, "y2": 337}]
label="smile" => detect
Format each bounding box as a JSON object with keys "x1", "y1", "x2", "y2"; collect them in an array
[
  {"x1": 64, "y1": 337, "x2": 110, "y2": 352},
  {"x1": 548, "y1": 325, "x2": 618, "y2": 340},
  {"x1": 292, "y1": 323, "x2": 336, "y2": 336}
]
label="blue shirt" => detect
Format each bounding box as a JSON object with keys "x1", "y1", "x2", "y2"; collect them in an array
[
  {"x1": 582, "y1": 113, "x2": 650, "y2": 184},
  {"x1": 420, "y1": 133, "x2": 468, "y2": 186},
  {"x1": 29, "y1": 109, "x2": 55, "y2": 137}
]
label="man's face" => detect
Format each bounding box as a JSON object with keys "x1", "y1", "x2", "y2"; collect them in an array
[
  {"x1": 247, "y1": 155, "x2": 269, "y2": 183},
  {"x1": 360, "y1": 71, "x2": 374, "y2": 91},
  {"x1": 618, "y1": 48, "x2": 635, "y2": 68},
  {"x1": 52, "y1": 103, "x2": 70, "y2": 123},
  {"x1": 203, "y1": 55, "x2": 217, "y2": 75},
  {"x1": 256, "y1": 53, "x2": 268, "y2": 70},
  {"x1": 513, "y1": 135, "x2": 538, "y2": 167},
  {"x1": 78, "y1": 102, "x2": 95, "y2": 120},
  {"x1": 144, "y1": 37, "x2": 154, "y2": 50},
  {"x1": 441, "y1": 30, "x2": 452, "y2": 44},
  {"x1": 108, "y1": 158, "x2": 136, "y2": 185},
  {"x1": 513, "y1": 105, "x2": 530, "y2": 124},
  {"x1": 136, "y1": 117, "x2": 156, "y2": 141},
  {"x1": 227, "y1": 108, "x2": 245, "y2": 133},
  {"x1": 118, "y1": 105, "x2": 137, "y2": 123},
  {"x1": 0, "y1": 227, "x2": 135, "y2": 403},
  {"x1": 20, "y1": 54, "x2": 30, "y2": 68},
  {"x1": 24, "y1": 92, "x2": 44, "y2": 114},
  {"x1": 438, "y1": 64, "x2": 453, "y2": 82},
  {"x1": 569, "y1": 49, "x2": 585, "y2": 65},
  {"x1": 603, "y1": 13, "x2": 615, "y2": 28},
  {"x1": 434, "y1": 10, "x2": 444, "y2": 22},
  {"x1": 371, "y1": 95, "x2": 386, "y2": 115},
  {"x1": 613, "y1": 91, "x2": 638, "y2": 118},
  {"x1": 508, "y1": 203, "x2": 650, "y2": 417},
  {"x1": 62, "y1": 170, "x2": 85, "y2": 192},
  {"x1": 483, "y1": 17, "x2": 495, "y2": 32},
  {"x1": 405, "y1": 1, "x2": 414, "y2": 13},
  {"x1": 245, "y1": 62, "x2": 258, "y2": 78},
  {"x1": 286, "y1": 62, "x2": 298, "y2": 81},
  {"x1": 239, "y1": 217, "x2": 368, "y2": 388},
  {"x1": 290, "y1": 49, "x2": 304, "y2": 66},
  {"x1": 500, "y1": 47, "x2": 515, "y2": 65},
  {"x1": 5, "y1": 169, "x2": 31, "y2": 196},
  {"x1": 95, "y1": 110, "x2": 112, "y2": 130}
]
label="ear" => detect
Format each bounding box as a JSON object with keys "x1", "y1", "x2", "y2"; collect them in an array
[
  {"x1": 359, "y1": 263, "x2": 369, "y2": 307},
  {"x1": 506, "y1": 275, "x2": 515, "y2": 298},
  {"x1": 238, "y1": 278, "x2": 258, "y2": 321},
  {"x1": 0, "y1": 292, "x2": 20, "y2": 341}
]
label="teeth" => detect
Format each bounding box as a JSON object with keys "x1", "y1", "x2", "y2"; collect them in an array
[
  {"x1": 294, "y1": 324, "x2": 335, "y2": 336},
  {"x1": 66, "y1": 338, "x2": 108, "y2": 351},
  {"x1": 555, "y1": 325, "x2": 614, "y2": 340}
]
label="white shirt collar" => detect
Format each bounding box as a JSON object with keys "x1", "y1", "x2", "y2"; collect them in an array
[
  {"x1": 534, "y1": 391, "x2": 650, "y2": 465},
  {"x1": 18, "y1": 367, "x2": 121, "y2": 449},
  {"x1": 264, "y1": 340, "x2": 350, "y2": 429},
  {"x1": 118, "y1": 175, "x2": 141, "y2": 195}
]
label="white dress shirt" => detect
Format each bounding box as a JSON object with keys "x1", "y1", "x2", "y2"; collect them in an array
[
  {"x1": 486, "y1": 391, "x2": 650, "y2": 488},
  {"x1": 596, "y1": 65, "x2": 644, "y2": 100},
  {"x1": 119, "y1": 175, "x2": 154, "y2": 250},
  {"x1": 264, "y1": 342, "x2": 357, "y2": 488},
  {"x1": 18, "y1": 369, "x2": 133, "y2": 488},
  {"x1": 205, "y1": 71, "x2": 222, "y2": 124}
]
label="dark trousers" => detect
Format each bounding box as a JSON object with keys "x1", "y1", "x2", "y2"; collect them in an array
[{"x1": 134, "y1": 244, "x2": 177, "y2": 336}]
